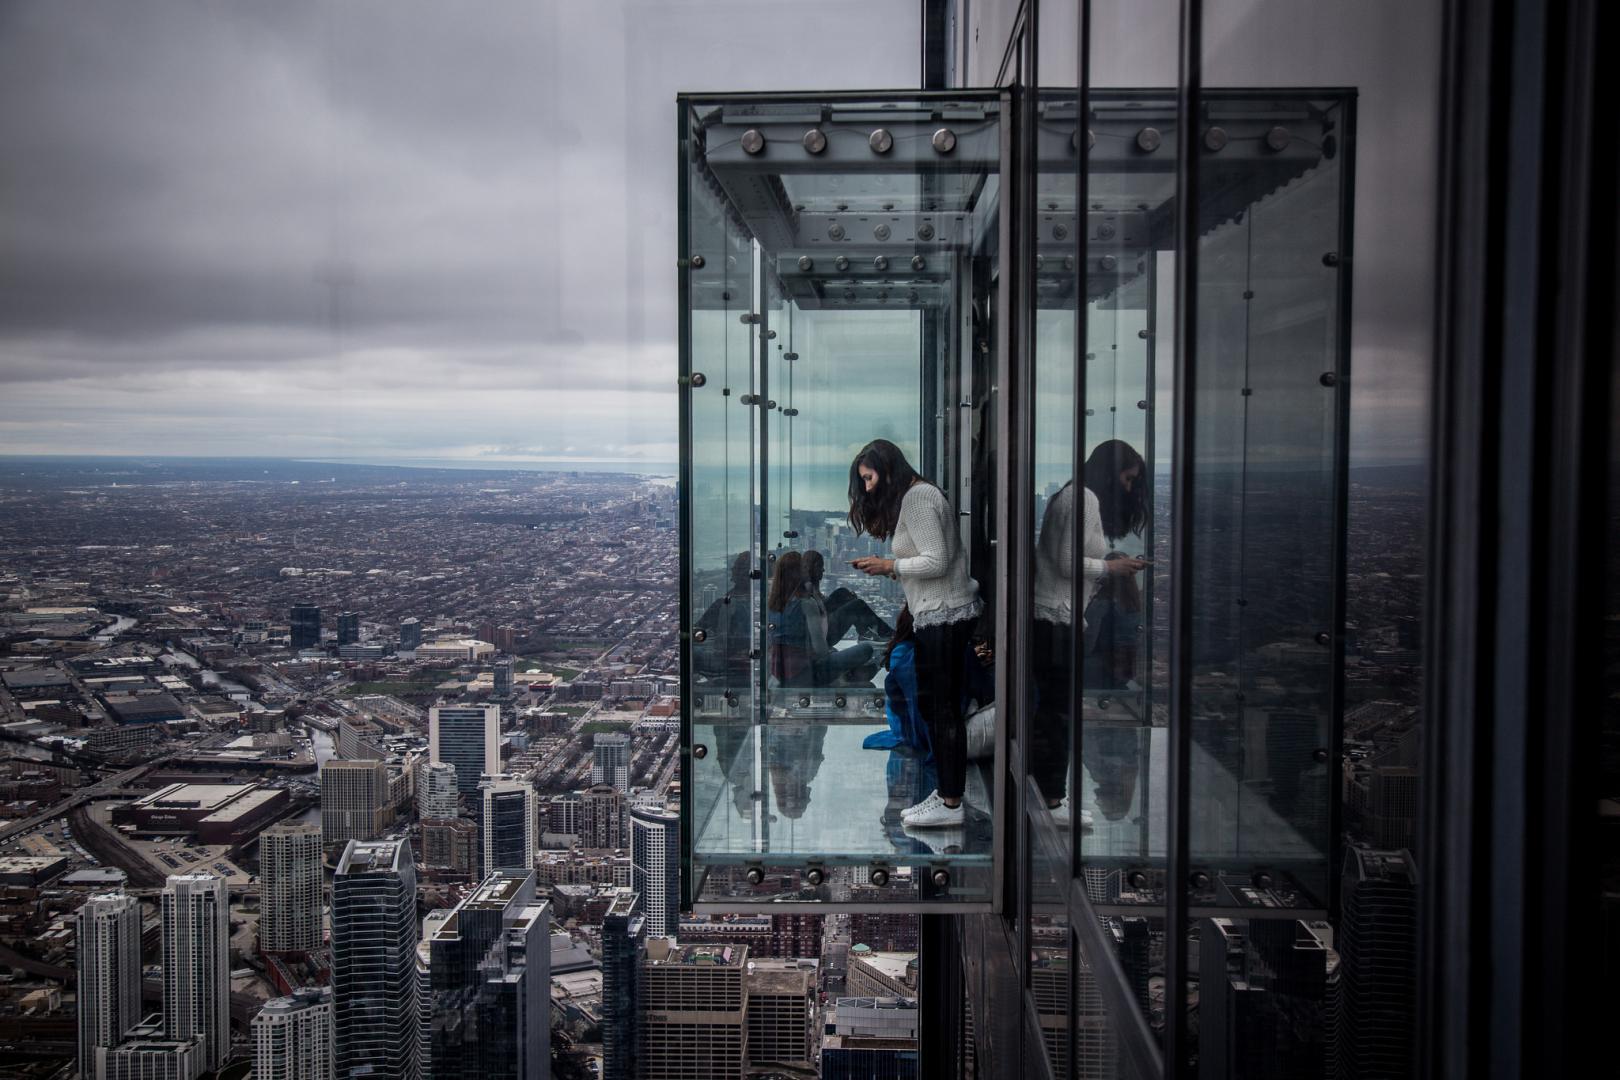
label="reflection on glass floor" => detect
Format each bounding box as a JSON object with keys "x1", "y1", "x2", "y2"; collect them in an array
[{"x1": 692, "y1": 722, "x2": 994, "y2": 866}]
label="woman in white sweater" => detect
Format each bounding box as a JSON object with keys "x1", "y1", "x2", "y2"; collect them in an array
[
  {"x1": 848, "y1": 439, "x2": 982, "y2": 828},
  {"x1": 1030, "y1": 439, "x2": 1149, "y2": 825}
]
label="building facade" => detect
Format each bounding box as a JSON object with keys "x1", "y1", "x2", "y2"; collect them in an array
[
  {"x1": 429, "y1": 705, "x2": 500, "y2": 796},
  {"x1": 599, "y1": 890, "x2": 645, "y2": 1080},
  {"x1": 481, "y1": 775, "x2": 537, "y2": 872},
  {"x1": 629, "y1": 805, "x2": 678, "y2": 938},
  {"x1": 591, "y1": 731, "x2": 630, "y2": 792},
  {"x1": 417, "y1": 761, "x2": 460, "y2": 821},
  {"x1": 639, "y1": 941, "x2": 747, "y2": 1080},
  {"x1": 161, "y1": 874, "x2": 230, "y2": 1075},
  {"x1": 259, "y1": 822, "x2": 324, "y2": 955},
  {"x1": 77, "y1": 891, "x2": 143, "y2": 1080},
  {"x1": 253, "y1": 987, "x2": 334, "y2": 1080},
  {"x1": 320, "y1": 759, "x2": 392, "y2": 848},
  {"x1": 332, "y1": 840, "x2": 419, "y2": 1080}
]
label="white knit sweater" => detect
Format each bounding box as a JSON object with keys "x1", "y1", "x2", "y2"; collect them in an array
[
  {"x1": 891, "y1": 483, "x2": 982, "y2": 628},
  {"x1": 1032, "y1": 483, "x2": 1111, "y2": 626}
]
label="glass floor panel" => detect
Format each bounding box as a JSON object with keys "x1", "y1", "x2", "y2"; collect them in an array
[{"x1": 692, "y1": 722, "x2": 994, "y2": 866}]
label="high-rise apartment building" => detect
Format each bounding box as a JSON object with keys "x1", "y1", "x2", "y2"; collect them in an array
[
  {"x1": 744, "y1": 958, "x2": 817, "y2": 1074},
  {"x1": 417, "y1": 761, "x2": 459, "y2": 821},
  {"x1": 97, "y1": 1016, "x2": 203, "y2": 1080},
  {"x1": 543, "y1": 792, "x2": 582, "y2": 842},
  {"x1": 161, "y1": 874, "x2": 230, "y2": 1075},
  {"x1": 591, "y1": 731, "x2": 631, "y2": 792},
  {"x1": 425, "y1": 869, "x2": 551, "y2": 1080},
  {"x1": 321, "y1": 759, "x2": 392, "y2": 848},
  {"x1": 421, "y1": 818, "x2": 479, "y2": 878},
  {"x1": 1336, "y1": 849, "x2": 1417, "y2": 1079},
  {"x1": 290, "y1": 604, "x2": 322, "y2": 650},
  {"x1": 399, "y1": 617, "x2": 422, "y2": 652},
  {"x1": 581, "y1": 783, "x2": 624, "y2": 849},
  {"x1": 77, "y1": 891, "x2": 143, "y2": 1080},
  {"x1": 336, "y1": 611, "x2": 360, "y2": 646},
  {"x1": 259, "y1": 822, "x2": 323, "y2": 955},
  {"x1": 253, "y1": 987, "x2": 333, "y2": 1080},
  {"x1": 640, "y1": 941, "x2": 748, "y2": 1080},
  {"x1": 332, "y1": 840, "x2": 419, "y2": 1080},
  {"x1": 600, "y1": 890, "x2": 645, "y2": 1080},
  {"x1": 630, "y1": 805, "x2": 679, "y2": 938},
  {"x1": 481, "y1": 774, "x2": 536, "y2": 872},
  {"x1": 493, "y1": 656, "x2": 514, "y2": 698},
  {"x1": 429, "y1": 704, "x2": 500, "y2": 796}
]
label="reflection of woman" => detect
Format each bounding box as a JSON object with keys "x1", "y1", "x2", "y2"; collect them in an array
[
  {"x1": 849, "y1": 439, "x2": 982, "y2": 828},
  {"x1": 1081, "y1": 439, "x2": 1150, "y2": 672},
  {"x1": 804, "y1": 550, "x2": 894, "y2": 643}
]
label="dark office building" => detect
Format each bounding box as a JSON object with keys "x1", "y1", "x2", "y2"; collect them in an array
[
  {"x1": 332, "y1": 840, "x2": 418, "y2": 1080},
  {"x1": 289, "y1": 604, "x2": 321, "y2": 651},
  {"x1": 336, "y1": 611, "x2": 360, "y2": 646},
  {"x1": 674, "y1": 2, "x2": 1616, "y2": 1078},
  {"x1": 399, "y1": 617, "x2": 422, "y2": 651},
  {"x1": 600, "y1": 890, "x2": 645, "y2": 1080}
]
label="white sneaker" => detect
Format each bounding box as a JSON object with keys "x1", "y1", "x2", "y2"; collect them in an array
[
  {"x1": 903, "y1": 823, "x2": 965, "y2": 855},
  {"x1": 1049, "y1": 799, "x2": 1095, "y2": 829},
  {"x1": 905, "y1": 798, "x2": 965, "y2": 828},
  {"x1": 901, "y1": 790, "x2": 944, "y2": 822}
]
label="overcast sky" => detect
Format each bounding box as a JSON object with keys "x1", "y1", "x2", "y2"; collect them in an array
[{"x1": 0, "y1": 1, "x2": 1432, "y2": 469}]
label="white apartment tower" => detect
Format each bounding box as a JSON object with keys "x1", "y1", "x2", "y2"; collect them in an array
[
  {"x1": 260, "y1": 822, "x2": 324, "y2": 954},
  {"x1": 77, "y1": 891, "x2": 143, "y2": 1080},
  {"x1": 253, "y1": 987, "x2": 334, "y2": 1080},
  {"x1": 161, "y1": 874, "x2": 230, "y2": 1075},
  {"x1": 417, "y1": 760, "x2": 460, "y2": 821}
]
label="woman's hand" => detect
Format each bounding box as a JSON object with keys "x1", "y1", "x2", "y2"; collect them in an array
[
  {"x1": 1106, "y1": 556, "x2": 1151, "y2": 575},
  {"x1": 851, "y1": 556, "x2": 896, "y2": 577}
]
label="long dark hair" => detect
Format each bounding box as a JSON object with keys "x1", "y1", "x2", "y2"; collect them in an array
[
  {"x1": 767, "y1": 551, "x2": 806, "y2": 612},
  {"x1": 1083, "y1": 439, "x2": 1148, "y2": 541},
  {"x1": 847, "y1": 439, "x2": 923, "y2": 540}
]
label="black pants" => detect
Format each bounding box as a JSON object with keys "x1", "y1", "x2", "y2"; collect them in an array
[
  {"x1": 912, "y1": 616, "x2": 976, "y2": 801},
  {"x1": 1031, "y1": 619, "x2": 1073, "y2": 802},
  {"x1": 824, "y1": 587, "x2": 894, "y2": 642}
]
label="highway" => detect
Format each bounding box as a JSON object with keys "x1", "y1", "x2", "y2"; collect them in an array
[{"x1": 0, "y1": 761, "x2": 157, "y2": 845}]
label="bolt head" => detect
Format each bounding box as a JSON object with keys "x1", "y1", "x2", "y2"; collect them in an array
[
  {"x1": 1266, "y1": 125, "x2": 1291, "y2": 151},
  {"x1": 1100, "y1": 255, "x2": 1118, "y2": 272},
  {"x1": 802, "y1": 128, "x2": 827, "y2": 154},
  {"x1": 917, "y1": 223, "x2": 936, "y2": 241},
  {"x1": 869, "y1": 128, "x2": 893, "y2": 154},
  {"x1": 692, "y1": 743, "x2": 707, "y2": 759},
  {"x1": 806, "y1": 868, "x2": 824, "y2": 886},
  {"x1": 911, "y1": 255, "x2": 926, "y2": 271},
  {"x1": 932, "y1": 127, "x2": 957, "y2": 153},
  {"x1": 874, "y1": 223, "x2": 891, "y2": 241},
  {"x1": 874, "y1": 256, "x2": 889, "y2": 271},
  {"x1": 1137, "y1": 127, "x2": 1162, "y2": 153},
  {"x1": 797, "y1": 255, "x2": 814, "y2": 272},
  {"x1": 869, "y1": 868, "x2": 889, "y2": 887},
  {"x1": 689, "y1": 254, "x2": 705, "y2": 269},
  {"x1": 932, "y1": 869, "x2": 950, "y2": 888},
  {"x1": 690, "y1": 372, "x2": 707, "y2": 388},
  {"x1": 1204, "y1": 126, "x2": 1229, "y2": 152},
  {"x1": 741, "y1": 128, "x2": 766, "y2": 155},
  {"x1": 829, "y1": 224, "x2": 846, "y2": 241},
  {"x1": 834, "y1": 255, "x2": 850, "y2": 271},
  {"x1": 745, "y1": 867, "x2": 764, "y2": 885}
]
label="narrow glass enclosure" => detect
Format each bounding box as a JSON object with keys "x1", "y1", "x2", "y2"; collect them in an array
[{"x1": 680, "y1": 88, "x2": 1354, "y2": 913}]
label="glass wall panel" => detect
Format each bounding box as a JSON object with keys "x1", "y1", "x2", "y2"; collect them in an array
[{"x1": 681, "y1": 93, "x2": 1002, "y2": 907}]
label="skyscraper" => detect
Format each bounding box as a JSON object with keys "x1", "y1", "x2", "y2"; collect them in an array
[
  {"x1": 600, "y1": 890, "x2": 645, "y2": 1080},
  {"x1": 97, "y1": 1016, "x2": 203, "y2": 1080},
  {"x1": 744, "y1": 958, "x2": 817, "y2": 1074},
  {"x1": 337, "y1": 611, "x2": 360, "y2": 646},
  {"x1": 425, "y1": 869, "x2": 551, "y2": 1080},
  {"x1": 260, "y1": 822, "x2": 323, "y2": 955},
  {"x1": 543, "y1": 792, "x2": 582, "y2": 842},
  {"x1": 1336, "y1": 849, "x2": 1417, "y2": 1080},
  {"x1": 253, "y1": 987, "x2": 333, "y2": 1080},
  {"x1": 481, "y1": 774, "x2": 536, "y2": 872},
  {"x1": 582, "y1": 783, "x2": 624, "y2": 849},
  {"x1": 290, "y1": 604, "x2": 322, "y2": 650},
  {"x1": 630, "y1": 805, "x2": 680, "y2": 938},
  {"x1": 429, "y1": 704, "x2": 500, "y2": 796},
  {"x1": 493, "y1": 656, "x2": 514, "y2": 698},
  {"x1": 592, "y1": 731, "x2": 631, "y2": 792},
  {"x1": 332, "y1": 840, "x2": 419, "y2": 1080},
  {"x1": 321, "y1": 759, "x2": 392, "y2": 847},
  {"x1": 399, "y1": 617, "x2": 423, "y2": 652},
  {"x1": 417, "y1": 761, "x2": 459, "y2": 821},
  {"x1": 421, "y1": 818, "x2": 479, "y2": 878},
  {"x1": 640, "y1": 940, "x2": 748, "y2": 1080},
  {"x1": 161, "y1": 874, "x2": 230, "y2": 1075},
  {"x1": 77, "y1": 891, "x2": 142, "y2": 1080}
]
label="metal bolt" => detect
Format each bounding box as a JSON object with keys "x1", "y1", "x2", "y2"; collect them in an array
[
  {"x1": 911, "y1": 255, "x2": 926, "y2": 271},
  {"x1": 1138, "y1": 329, "x2": 1151, "y2": 339},
  {"x1": 1322, "y1": 252, "x2": 1340, "y2": 267},
  {"x1": 690, "y1": 254, "x2": 705, "y2": 269},
  {"x1": 1252, "y1": 871, "x2": 1275, "y2": 889},
  {"x1": 918, "y1": 223, "x2": 936, "y2": 242},
  {"x1": 1053, "y1": 223, "x2": 1068, "y2": 241},
  {"x1": 1312, "y1": 748, "x2": 1331, "y2": 763},
  {"x1": 1100, "y1": 255, "x2": 1117, "y2": 271},
  {"x1": 798, "y1": 256, "x2": 814, "y2": 272},
  {"x1": 745, "y1": 866, "x2": 765, "y2": 885},
  {"x1": 799, "y1": 695, "x2": 811, "y2": 708},
  {"x1": 692, "y1": 743, "x2": 707, "y2": 759},
  {"x1": 1063, "y1": 257, "x2": 1074, "y2": 271},
  {"x1": 1191, "y1": 870, "x2": 1212, "y2": 890},
  {"x1": 932, "y1": 868, "x2": 950, "y2": 888},
  {"x1": 766, "y1": 399, "x2": 776, "y2": 409},
  {"x1": 1315, "y1": 631, "x2": 1332, "y2": 647},
  {"x1": 1098, "y1": 696, "x2": 1111, "y2": 710},
  {"x1": 1128, "y1": 871, "x2": 1149, "y2": 890},
  {"x1": 874, "y1": 223, "x2": 891, "y2": 241},
  {"x1": 869, "y1": 868, "x2": 889, "y2": 887},
  {"x1": 783, "y1": 352, "x2": 798, "y2": 361},
  {"x1": 907, "y1": 290, "x2": 919, "y2": 303},
  {"x1": 1265, "y1": 125, "x2": 1291, "y2": 151},
  {"x1": 692, "y1": 628, "x2": 707, "y2": 643},
  {"x1": 1136, "y1": 127, "x2": 1162, "y2": 153},
  {"x1": 1098, "y1": 222, "x2": 1116, "y2": 240},
  {"x1": 1137, "y1": 399, "x2": 1148, "y2": 410},
  {"x1": 829, "y1": 224, "x2": 846, "y2": 241},
  {"x1": 873, "y1": 694, "x2": 885, "y2": 708},
  {"x1": 690, "y1": 371, "x2": 707, "y2": 388},
  {"x1": 932, "y1": 127, "x2": 957, "y2": 153},
  {"x1": 834, "y1": 695, "x2": 847, "y2": 709},
  {"x1": 834, "y1": 255, "x2": 850, "y2": 271},
  {"x1": 802, "y1": 128, "x2": 827, "y2": 154},
  {"x1": 869, "y1": 128, "x2": 893, "y2": 154},
  {"x1": 1204, "y1": 126, "x2": 1228, "y2": 151},
  {"x1": 1320, "y1": 372, "x2": 1338, "y2": 387},
  {"x1": 766, "y1": 330, "x2": 776, "y2": 340},
  {"x1": 874, "y1": 256, "x2": 889, "y2": 271},
  {"x1": 806, "y1": 867, "x2": 825, "y2": 886},
  {"x1": 741, "y1": 129, "x2": 766, "y2": 155}
]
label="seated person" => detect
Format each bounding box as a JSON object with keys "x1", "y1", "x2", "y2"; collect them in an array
[
  {"x1": 769, "y1": 551, "x2": 881, "y2": 688},
  {"x1": 804, "y1": 550, "x2": 894, "y2": 642}
]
